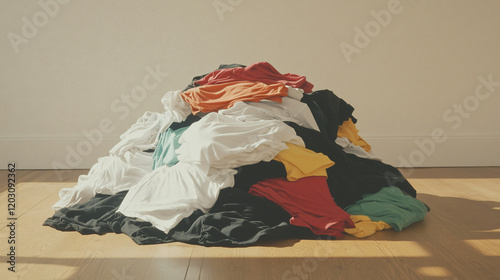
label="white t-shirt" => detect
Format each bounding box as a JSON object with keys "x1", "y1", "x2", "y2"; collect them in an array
[
  {"x1": 219, "y1": 97, "x2": 320, "y2": 132},
  {"x1": 117, "y1": 163, "x2": 236, "y2": 233},
  {"x1": 176, "y1": 112, "x2": 305, "y2": 170},
  {"x1": 52, "y1": 150, "x2": 153, "y2": 210}
]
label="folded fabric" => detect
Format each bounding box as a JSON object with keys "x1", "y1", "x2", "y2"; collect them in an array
[
  {"x1": 193, "y1": 61, "x2": 314, "y2": 93},
  {"x1": 344, "y1": 186, "x2": 428, "y2": 231},
  {"x1": 249, "y1": 177, "x2": 354, "y2": 237},
  {"x1": 343, "y1": 215, "x2": 391, "y2": 238},
  {"x1": 273, "y1": 143, "x2": 334, "y2": 181},
  {"x1": 337, "y1": 118, "x2": 371, "y2": 152},
  {"x1": 181, "y1": 81, "x2": 288, "y2": 114}
]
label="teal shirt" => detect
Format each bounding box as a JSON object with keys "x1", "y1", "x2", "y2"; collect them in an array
[{"x1": 152, "y1": 126, "x2": 189, "y2": 169}]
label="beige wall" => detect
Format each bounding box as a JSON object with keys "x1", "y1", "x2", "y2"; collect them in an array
[{"x1": 1, "y1": 0, "x2": 499, "y2": 169}]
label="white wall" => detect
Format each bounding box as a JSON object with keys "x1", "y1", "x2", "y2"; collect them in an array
[{"x1": 1, "y1": 0, "x2": 499, "y2": 170}]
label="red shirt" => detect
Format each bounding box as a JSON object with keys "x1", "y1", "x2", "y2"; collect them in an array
[
  {"x1": 249, "y1": 176, "x2": 354, "y2": 237},
  {"x1": 194, "y1": 61, "x2": 314, "y2": 93}
]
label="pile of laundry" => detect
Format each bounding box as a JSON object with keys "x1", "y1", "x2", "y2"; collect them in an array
[{"x1": 44, "y1": 62, "x2": 429, "y2": 246}]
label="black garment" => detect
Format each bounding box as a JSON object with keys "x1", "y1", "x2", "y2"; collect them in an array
[
  {"x1": 183, "y1": 64, "x2": 246, "y2": 91},
  {"x1": 233, "y1": 160, "x2": 287, "y2": 192},
  {"x1": 285, "y1": 122, "x2": 416, "y2": 209},
  {"x1": 43, "y1": 188, "x2": 315, "y2": 246},
  {"x1": 304, "y1": 100, "x2": 329, "y2": 137},
  {"x1": 43, "y1": 191, "x2": 128, "y2": 235},
  {"x1": 168, "y1": 188, "x2": 315, "y2": 246},
  {"x1": 169, "y1": 114, "x2": 201, "y2": 130},
  {"x1": 301, "y1": 90, "x2": 357, "y2": 141}
]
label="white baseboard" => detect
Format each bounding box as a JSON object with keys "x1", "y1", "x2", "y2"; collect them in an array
[
  {"x1": 365, "y1": 136, "x2": 500, "y2": 167},
  {"x1": 1, "y1": 136, "x2": 499, "y2": 169},
  {"x1": 0, "y1": 137, "x2": 118, "y2": 170}
]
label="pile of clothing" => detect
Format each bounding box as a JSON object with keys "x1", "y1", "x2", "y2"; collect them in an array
[{"x1": 44, "y1": 62, "x2": 428, "y2": 246}]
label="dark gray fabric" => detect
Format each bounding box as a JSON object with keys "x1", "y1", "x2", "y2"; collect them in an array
[
  {"x1": 285, "y1": 122, "x2": 417, "y2": 209},
  {"x1": 44, "y1": 186, "x2": 316, "y2": 246}
]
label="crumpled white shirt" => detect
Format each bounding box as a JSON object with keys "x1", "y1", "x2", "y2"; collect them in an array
[
  {"x1": 176, "y1": 112, "x2": 305, "y2": 171},
  {"x1": 109, "y1": 90, "x2": 191, "y2": 156},
  {"x1": 52, "y1": 150, "x2": 153, "y2": 210},
  {"x1": 53, "y1": 90, "x2": 191, "y2": 210},
  {"x1": 219, "y1": 97, "x2": 320, "y2": 131},
  {"x1": 117, "y1": 163, "x2": 237, "y2": 233}
]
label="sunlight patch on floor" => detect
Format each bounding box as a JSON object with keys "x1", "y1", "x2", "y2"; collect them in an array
[
  {"x1": 464, "y1": 239, "x2": 500, "y2": 256},
  {"x1": 416, "y1": 266, "x2": 454, "y2": 277},
  {"x1": 201, "y1": 240, "x2": 432, "y2": 258}
]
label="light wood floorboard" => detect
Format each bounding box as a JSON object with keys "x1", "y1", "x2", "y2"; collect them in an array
[{"x1": 1, "y1": 168, "x2": 499, "y2": 280}]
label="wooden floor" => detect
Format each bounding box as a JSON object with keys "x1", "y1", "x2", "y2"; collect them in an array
[{"x1": 1, "y1": 167, "x2": 500, "y2": 280}]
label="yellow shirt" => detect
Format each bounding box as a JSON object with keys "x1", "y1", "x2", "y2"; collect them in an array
[
  {"x1": 273, "y1": 143, "x2": 334, "y2": 181},
  {"x1": 337, "y1": 118, "x2": 372, "y2": 152},
  {"x1": 344, "y1": 215, "x2": 391, "y2": 238}
]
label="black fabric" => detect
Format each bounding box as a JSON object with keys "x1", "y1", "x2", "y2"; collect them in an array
[
  {"x1": 43, "y1": 191, "x2": 127, "y2": 235},
  {"x1": 168, "y1": 188, "x2": 316, "y2": 246},
  {"x1": 304, "y1": 100, "x2": 329, "y2": 137},
  {"x1": 183, "y1": 63, "x2": 246, "y2": 91},
  {"x1": 301, "y1": 90, "x2": 357, "y2": 141},
  {"x1": 43, "y1": 188, "x2": 315, "y2": 246},
  {"x1": 285, "y1": 122, "x2": 417, "y2": 209},
  {"x1": 233, "y1": 160, "x2": 287, "y2": 192},
  {"x1": 169, "y1": 114, "x2": 201, "y2": 130}
]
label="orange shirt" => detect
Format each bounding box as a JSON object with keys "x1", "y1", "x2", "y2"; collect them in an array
[{"x1": 180, "y1": 81, "x2": 288, "y2": 114}]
